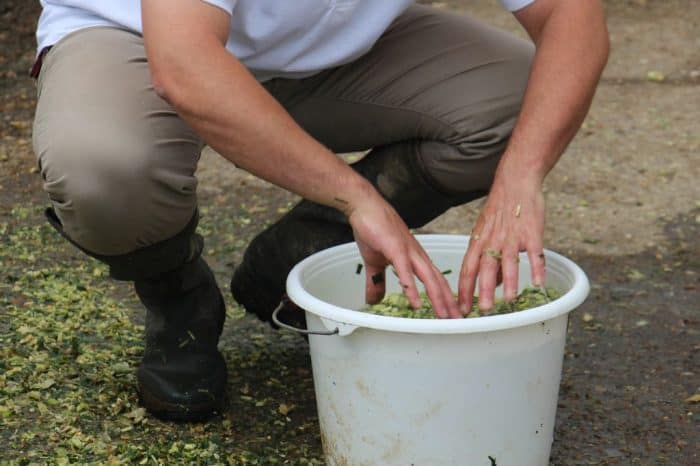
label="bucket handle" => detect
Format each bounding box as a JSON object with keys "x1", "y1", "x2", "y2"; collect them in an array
[{"x1": 272, "y1": 302, "x2": 340, "y2": 336}]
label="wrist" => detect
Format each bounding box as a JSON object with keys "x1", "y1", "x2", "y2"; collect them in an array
[
  {"x1": 495, "y1": 150, "x2": 549, "y2": 188},
  {"x1": 332, "y1": 174, "x2": 378, "y2": 217}
]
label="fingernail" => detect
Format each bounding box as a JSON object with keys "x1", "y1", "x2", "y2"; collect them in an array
[{"x1": 459, "y1": 303, "x2": 468, "y2": 315}]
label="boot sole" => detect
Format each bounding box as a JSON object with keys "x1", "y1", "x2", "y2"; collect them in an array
[{"x1": 138, "y1": 385, "x2": 226, "y2": 423}]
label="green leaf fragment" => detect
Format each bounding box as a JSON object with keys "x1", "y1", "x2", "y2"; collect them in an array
[{"x1": 363, "y1": 286, "x2": 561, "y2": 318}]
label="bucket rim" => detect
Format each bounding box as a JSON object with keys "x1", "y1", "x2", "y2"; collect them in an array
[{"x1": 286, "y1": 234, "x2": 590, "y2": 335}]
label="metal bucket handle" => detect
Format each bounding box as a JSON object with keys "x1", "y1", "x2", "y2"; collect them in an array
[{"x1": 272, "y1": 302, "x2": 339, "y2": 336}]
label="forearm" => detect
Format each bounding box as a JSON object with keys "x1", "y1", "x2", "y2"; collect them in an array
[
  {"x1": 500, "y1": 0, "x2": 609, "y2": 183},
  {"x1": 459, "y1": 1, "x2": 609, "y2": 307},
  {"x1": 143, "y1": 7, "x2": 374, "y2": 214},
  {"x1": 173, "y1": 59, "x2": 368, "y2": 211}
]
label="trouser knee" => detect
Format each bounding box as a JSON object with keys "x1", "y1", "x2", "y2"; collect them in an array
[
  {"x1": 31, "y1": 26, "x2": 202, "y2": 263},
  {"x1": 35, "y1": 133, "x2": 199, "y2": 262},
  {"x1": 421, "y1": 44, "x2": 534, "y2": 195}
]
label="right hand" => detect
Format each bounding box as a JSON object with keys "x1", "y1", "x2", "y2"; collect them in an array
[{"x1": 346, "y1": 192, "x2": 460, "y2": 319}]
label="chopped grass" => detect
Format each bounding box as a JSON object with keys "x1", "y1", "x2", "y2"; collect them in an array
[
  {"x1": 0, "y1": 205, "x2": 323, "y2": 465},
  {"x1": 364, "y1": 287, "x2": 560, "y2": 318}
]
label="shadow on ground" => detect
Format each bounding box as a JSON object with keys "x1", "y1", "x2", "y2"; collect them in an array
[{"x1": 549, "y1": 209, "x2": 698, "y2": 464}]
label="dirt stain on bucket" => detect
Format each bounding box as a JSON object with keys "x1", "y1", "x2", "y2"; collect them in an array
[
  {"x1": 320, "y1": 425, "x2": 349, "y2": 466},
  {"x1": 321, "y1": 424, "x2": 374, "y2": 466},
  {"x1": 354, "y1": 378, "x2": 372, "y2": 398}
]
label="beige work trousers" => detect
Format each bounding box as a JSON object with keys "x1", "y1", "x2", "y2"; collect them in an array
[{"x1": 32, "y1": 5, "x2": 534, "y2": 256}]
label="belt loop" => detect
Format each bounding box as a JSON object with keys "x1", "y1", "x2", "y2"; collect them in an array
[{"x1": 30, "y1": 46, "x2": 52, "y2": 79}]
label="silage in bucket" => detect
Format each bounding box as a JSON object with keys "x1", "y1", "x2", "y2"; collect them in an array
[{"x1": 285, "y1": 235, "x2": 590, "y2": 466}]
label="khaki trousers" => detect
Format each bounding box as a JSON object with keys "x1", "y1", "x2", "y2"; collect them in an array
[{"x1": 32, "y1": 5, "x2": 533, "y2": 256}]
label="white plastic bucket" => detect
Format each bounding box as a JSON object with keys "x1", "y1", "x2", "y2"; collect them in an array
[{"x1": 286, "y1": 235, "x2": 589, "y2": 466}]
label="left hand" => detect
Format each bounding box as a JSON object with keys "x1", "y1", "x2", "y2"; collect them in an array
[{"x1": 457, "y1": 173, "x2": 546, "y2": 313}]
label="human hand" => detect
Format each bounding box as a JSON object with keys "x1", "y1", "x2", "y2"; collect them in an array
[
  {"x1": 347, "y1": 192, "x2": 460, "y2": 319},
  {"x1": 457, "y1": 174, "x2": 546, "y2": 313}
]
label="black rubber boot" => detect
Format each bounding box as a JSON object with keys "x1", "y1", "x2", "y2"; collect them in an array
[
  {"x1": 231, "y1": 143, "x2": 485, "y2": 325},
  {"x1": 45, "y1": 209, "x2": 227, "y2": 421},
  {"x1": 134, "y1": 255, "x2": 227, "y2": 422}
]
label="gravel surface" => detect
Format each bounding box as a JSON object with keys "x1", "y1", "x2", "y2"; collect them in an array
[{"x1": 1, "y1": 1, "x2": 698, "y2": 464}]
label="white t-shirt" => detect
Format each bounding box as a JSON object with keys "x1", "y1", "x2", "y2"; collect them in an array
[{"x1": 36, "y1": 0, "x2": 535, "y2": 81}]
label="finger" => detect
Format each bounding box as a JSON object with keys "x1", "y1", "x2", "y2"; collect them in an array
[
  {"x1": 458, "y1": 239, "x2": 483, "y2": 315},
  {"x1": 364, "y1": 263, "x2": 386, "y2": 305},
  {"x1": 439, "y1": 265, "x2": 461, "y2": 319},
  {"x1": 435, "y1": 263, "x2": 461, "y2": 319},
  {"x1": 425, "y1": 259, "x2": 459, "y2": 318},
  {"x1": 391, "y1": 253, "x2": 421, "y2": 310},
  {"x1": 526, "y1": 242, "x2": 546, "y2": 287},
  {"x1": 501, "y1": 245, "x2": 520, "y2": 302},
  {"x1": 406, "y1": 243, "x2": 452, "y2": 318},
  {"x1": 460, "y1": 213, "x2": 497, "y2": 314},
  {"x1": 478, "y1": 249, "x2": 501, "y2": 312},
  {"x1": 414, "y1": 258, "x2": 456, "y2": 319},
  {"x1": 416, "y1": 266, "x2": 449, "y2": 318}
]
